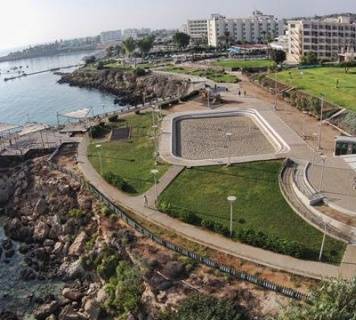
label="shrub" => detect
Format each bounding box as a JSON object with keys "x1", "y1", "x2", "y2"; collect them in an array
[
  {"x1": 97, "y1": 254, "x2": 120, "y2": 280},
  {"x1": 159, "y1": 294, "x2": 247, "y2": 320},
  {"x1": 103, "y1": 172, "x2": 137, "y2": 194},
  {"x1": 108, "y1": 115, "x2": 119, "y2": 122},
  {"x1": 105, "y1": 261, "x2": 143, "y2": 316},
  {"x1": 180, "y1": 211, "x2": 202, "y2": 225},
  {"x1": 67, "y1": 208, "x2": 85, "y2": 218},
  {"x1": 89, "y1": 123, "x2": 110, "y2": 138},
  {"x1": 134, "y1": 67, "x2": 146, "y2": 77}
]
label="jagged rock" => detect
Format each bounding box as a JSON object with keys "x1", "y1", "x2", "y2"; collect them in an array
[
  {"x1": 58, "y1": 305, "x2": 87, "y2": 320},
  {"x1": 33, "y1": 222, "x2": 50, "y2": 242},
  {"x1": 53, "y1": 242, "x2": 64, "y2": 255},
  {"x1": 78, "y1": 196, "x2": 92, "y2": 212},
  {"x1": 0, "y1": 311, "x2": 19, "y2": 320},
  {"x1": 68, "y1": 232, "x2": 87, "y2": 257},
  {"x1": 161, "y1": 261, "x2": 186, "y2": 280},
  {"x1": 33, "y1": 300, "x2": 59, "y2": 320},
  {"x1": 44, "y1": 239, "x2": 55, "y2": 247},
  {"x1": 127, "y1": 313, "x2": 136, "y2": 320},
  {"x1": 95, "y1": 288, "x2": 108, "y2": 304},
  {"x1": 2, "y1": 238, "x2": 13, "y2": 250},
  {"x1": 35, "y1": 198, "x2": 49, "y2": 215},
  {"x1": 45, "y1": 315, "x2": 56, "y2": 320},
  {"x1": 0, "y1": 175, "x2": 15, "y2": 204},
  {"x1": 20, "y1": 268, "x2": 37, "y2": 281},
  {"x1": 4, "y1": 249, "x2": 15, "y2": 258},
  {"x1": 4, "y1": 217, "x2": 34, "y2": 242},
  {"x1": 62, "y1": 288, "x2": 83, "y2": 302},
  {"x1": 59, "y1": 259, "x2": 84, "y2": 280},
  {"x1": 83, "y1": 298, "x2": 100, "y2": 320}
]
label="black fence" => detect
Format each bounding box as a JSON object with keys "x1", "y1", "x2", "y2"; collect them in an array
[{"x1": 47, "y1": 161, "x2": 310, "y2": 301}]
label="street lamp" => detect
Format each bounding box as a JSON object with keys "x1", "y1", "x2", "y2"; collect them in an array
[
  {"x1": 151, "y1": 169, "x2": 159, "y2": 207},
  {"x1": 317, "y1": 95, "x2": 324, "y2": 151},
  {"x1": 319, "y1": 155, "x2": 327, "y2": 192},
  {"x1": 319, "y1": 219, "x2": 327, "y2": 261},
  {"x1": 226, "y1": 132, "x2": 232, "y2": 166},
  {"x1": 96, "y1": 144, "x2": 103, "y2": 175},
  {"x1": 227, "y1": 196, "x2": 237, "y2": 237},
  {"x1": 152, "y1": 125, "x2": 159, "y2": 165}
]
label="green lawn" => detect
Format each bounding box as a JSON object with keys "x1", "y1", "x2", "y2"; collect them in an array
[
  {"x1": 158, "y1": 161, "x2": 345, "y2": 263},
  {"x1": 88, "y1": 112, "x2": 169, "y2": 195},
  {"x1": 213, "y1": 59, "x2": 276, "y2": 70},
  {"x1": 162, "y1": 65, "x2": 240, "y2": 83},
  {"x1": 273, "y1": 67, "x2": 356, "y2": 111}
]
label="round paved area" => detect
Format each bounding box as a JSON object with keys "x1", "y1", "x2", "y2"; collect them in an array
[{"x1": 176, "y1": 116, "x2": 275, "y2": 160}]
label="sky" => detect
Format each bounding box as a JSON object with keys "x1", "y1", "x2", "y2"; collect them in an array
[{"x1": 1, "y1": 0, "x2": 356, "y2": 50}]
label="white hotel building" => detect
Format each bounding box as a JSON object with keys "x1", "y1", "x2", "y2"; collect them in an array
[
  {"x1": 287, "y1": 16, "x2": 356, "y2": 63},
  {"x1": 184, "y1": 11, "x2": 284, "y2": 47}
]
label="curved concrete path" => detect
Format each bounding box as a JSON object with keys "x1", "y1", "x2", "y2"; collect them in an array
[{"x1": 78, "y1": 135, "x2": 345, "y2": 280}]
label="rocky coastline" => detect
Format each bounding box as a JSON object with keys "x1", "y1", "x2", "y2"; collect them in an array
[
  {"x1": 58, "y1": 68, "x2": 190, "y2": 106},
  {"x1": 0, "y1": 158, "x2": 287, "y2": 320}
]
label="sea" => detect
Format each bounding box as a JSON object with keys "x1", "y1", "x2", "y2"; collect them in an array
[{"x1": 0, "y1": 51, "x2": 121, "y2": 125}]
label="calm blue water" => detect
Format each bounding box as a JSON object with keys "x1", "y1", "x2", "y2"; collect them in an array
[{"x1": 0, "y1": 52, "x2": 120, "y2": 125}]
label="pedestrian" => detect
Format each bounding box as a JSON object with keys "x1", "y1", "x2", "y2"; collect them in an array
[
  {"x1": 238, "y1": 90, "x2": 241, "y2": 96},
  {"x1": 244, "y1": 90, "x2": 247, "y2": 96},
  {"x1": 144, "y1": 194, "x2": 148, "y2": 207}
]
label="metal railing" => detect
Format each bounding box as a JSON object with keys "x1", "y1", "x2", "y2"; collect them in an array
[{"x1": 47, "y1": 160, "x2": 309, "y2": 301}]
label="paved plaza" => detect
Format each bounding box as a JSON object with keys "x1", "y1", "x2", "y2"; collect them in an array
[{"x1": 176, "y1": 116, "x2": 275, "y2": 160}]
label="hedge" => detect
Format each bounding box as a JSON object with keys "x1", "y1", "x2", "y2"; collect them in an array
[{"x1": 158, "y1": 202, "x2": 332, "y2": 262}]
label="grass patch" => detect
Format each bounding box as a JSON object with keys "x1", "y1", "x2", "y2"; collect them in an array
[
  {"x1": 273, "y1": 67, "x2": 356, "y2": 111},
  {"x1": 88, "y1": 112, "x2": 170, "y2": 195},
  {"x1": 162, "y1": 65, "x2": 240, "y2": 83},
  {"x1": 214, "y1": 59, "x2": 276, "y2": 70},
  {"x1": 158, "y1": 161, "x2": 346, "y2": 263}
]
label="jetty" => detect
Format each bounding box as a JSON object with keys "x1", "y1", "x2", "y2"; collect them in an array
[{"x1": 3, "y1": 64, "x2": 83, "y2": 81}]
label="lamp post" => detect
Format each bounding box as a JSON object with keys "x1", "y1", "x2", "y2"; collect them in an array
[
  {"x1": 96, "y1": 144, "x2": 103, "y2": 175},
  {"x1": 317, "y1": 95, "x2": 324, "y2": 151},
  {"x1": 226, "y1": 132, "x2": 232, "y2": 166},
  {"x1": 151, "y1": 169, "x2": 159, "y2": 207},
  {"x1": 152, "y1": 125, "x2": 158, "y2": 165},
  {"x1": 319, "y1": 155, "x2": 327, "y2": 192},
  {"x1": 227, "y1": 196, "x2": 237, "y2": 237},
  {"x1": 319, "y1": 219, "x2": 327, "y2": 261}
]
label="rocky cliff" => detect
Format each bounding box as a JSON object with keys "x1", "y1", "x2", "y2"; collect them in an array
[{"x1": 59, "y1": 68, "x2": 190, "y2": 106}]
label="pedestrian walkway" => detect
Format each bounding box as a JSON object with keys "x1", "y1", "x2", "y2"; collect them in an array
[
  {"x1": 144, "y1": 165, "x2": 185, "y2": 208},
  {"x1": 77, "y1": 135, "x2": 347, "y2": 280}
]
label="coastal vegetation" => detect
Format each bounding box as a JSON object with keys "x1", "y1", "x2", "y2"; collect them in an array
[
  {"x1": 162, "y1": 65, "x2": 240, "y2": 83},
  {"x1": 213, "y1": 58, "x2": 276, "y2": 70},
  {"x1": 88, "y1": 112, "x2": 170, "y2": 194},
  {"x1": 276, "y1": 278, "x2": 356, "y2": 320},
  {"x1": 158, "y1": 161, "x2": 346, "y2": 263},
  {"x1": 160, "y1": 294, "x2": 249, "y2": 320}
]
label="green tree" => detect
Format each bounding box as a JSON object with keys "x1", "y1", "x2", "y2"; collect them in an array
[
  {"x1": 270, "y1": 49, "x2": 286, "y2": 65},
  {"x1": 300, "y1": 52, "x2": 319, "y2": 65},
  {"x1": 122, "y1": 37, "x2": 137, "y2": 57},
  {"x1": 137, "y1": 35, "x2": 155, "y2": 57},
  {"x1": 173, "y1": 32, "x2": 191, "y2": 49},
  {"x1": 276, "y1": 278, "x2": 356, "y2": 320},
  {"x1": 114, "y1": 44, "x2": 122, "y2": 56}
]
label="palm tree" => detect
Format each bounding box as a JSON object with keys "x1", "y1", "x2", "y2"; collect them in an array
[{"x1": 122, "y1": 37, "x2": 137, "y2": 58}]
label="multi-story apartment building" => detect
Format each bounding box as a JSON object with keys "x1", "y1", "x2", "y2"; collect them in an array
[
  {"x1": 123, "y1": 28, "x2": 151, "y2": 40},
  {"x1": 207, "y1": 11, "x2": 284, "y2": 47},
  {"x1": 186, "y1": 18, "x2": 210, "y2": 43},
  {"x1": 287, "y1": 16, "x2": 356, "y2": 63},
  {"x1": 100, "y1": 30, "x2": 122, "y2": 43}
]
